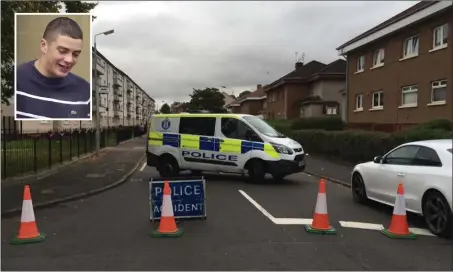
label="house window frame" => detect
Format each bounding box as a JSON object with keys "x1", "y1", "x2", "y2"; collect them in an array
[
  {"x1": 433, "y1": 23, "x2": 449, "y2": 49},
  {"x1": 402, "y1": 35, "x2": 419, "y2": 58},
  {"x1": 431, "y1": 80, "x2": 447, "y2": 104},
  {"x1": 355, "y1": 94, "x2": 363, "y2": 110},
  {"x1": 371, "y1": 91, "x2": 384, "y2": 109},
  {"x1": 326, "y1": 106, "x2": 337, "y2": 115},
  {"x1": 401, "y1": 85, "x2": 418, "y2": 107},
  {"x1": 356, "y1": 55, "x2": 365, "y2": 72},
  {"x1": 372, "y1": 48, "x2": 385, "y2": 68}
]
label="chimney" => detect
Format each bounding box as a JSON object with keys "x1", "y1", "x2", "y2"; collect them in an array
[
  {"x1": 295, "y1": 62, "x2": 303, "y2": 70},
  {"x1": 257, "y1": 84, "x2": 262, "y2": 90}
]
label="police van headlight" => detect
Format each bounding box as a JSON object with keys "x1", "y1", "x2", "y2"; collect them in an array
[{"x1": 270, "y1": 142, "x2": 293, "y2": 155}]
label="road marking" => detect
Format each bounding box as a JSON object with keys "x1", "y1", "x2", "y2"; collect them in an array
[
  {"x1": 273, "y1": 218, "x2": 312, "y2": 225},
  {"x1": 139, "y1": 162, "x2": 146, "y2": 171},
  {"x1": 238, "y1": 190, "x2": 276, "y2": 223},
  {"x1": 339, "y1": 221, "x2": 384, "y2": 231},
  {"x1": 239, "y1": 190, "x2": 436, "y2": 237}
]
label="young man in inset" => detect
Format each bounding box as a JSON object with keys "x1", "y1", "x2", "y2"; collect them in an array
[{"x1": 15, "y1": 16, "x2": 91, "y2": 119}]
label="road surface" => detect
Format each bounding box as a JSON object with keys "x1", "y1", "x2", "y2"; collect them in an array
[{"x1": 2, "y1": 165, "x2": 451, "y2": 270}]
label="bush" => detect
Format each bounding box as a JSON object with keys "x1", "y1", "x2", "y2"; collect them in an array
[
  {"x1": 412, "y1": 118, "x2": 452, "y2": 131},
  {"x1": 290, "y1": 127, "x2": 452, "y2": 164},
  {"x1": 290, "y1": 117, "x2": 344, "y2": 131},
  {"x1": 266, "y1": 119, "x2": 293, "y2": 136}
]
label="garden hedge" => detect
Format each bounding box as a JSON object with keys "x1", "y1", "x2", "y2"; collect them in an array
[{"x1": 290, "y1": 128, "x2": 452, "y2": 164}]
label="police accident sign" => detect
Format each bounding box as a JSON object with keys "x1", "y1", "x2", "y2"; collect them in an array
[{"x1": 149, "y1": 178, "x2": 207, "y2": 220}]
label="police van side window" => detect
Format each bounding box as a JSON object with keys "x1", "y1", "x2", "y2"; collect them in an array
[
  {"x1": 179, "y1": 117, "x2": 216, "y2": 136},
  {"x1": 221, "y1": 118, "x2": 261, "y2": 141}
]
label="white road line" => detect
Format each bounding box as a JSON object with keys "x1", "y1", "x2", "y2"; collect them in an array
[
  {"x1": 273, "y1": 218, "x2": 312, "y2": 225},
  {"x1": 238, "y1": 190, "x2": 276, "y2": 223},
  {"x1": 409, "y1": 227, "x2": 435, "y2": 236},
  {"x1": 139, "y1": 162, "x2": 146, "y2": 171},
  {"x1": 339, "y1": 221, "x2": 384, "y2": 231}
]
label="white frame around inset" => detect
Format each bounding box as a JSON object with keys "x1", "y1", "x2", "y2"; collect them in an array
[
  {"x1": 433, "y1": 23, "x2": 449, "y2": 50},
  {"x1": 402, "y1": 35, "x2": 419, "y2": 58},
  {"x1": 401, "y1": 85, "x2": 418, "y2": 107},
  {"x1": 431, "y1": 80, "x2": 447, "y2": 104},
  {"x1": 355, "y1": 94, "x2": 363, "y2": 110},
  {"x1": 371, "y1": 91, "x2": 384, "y2": 109},
  {"x1": 372, "y1": 48, "x2": 385, "y2": 68},
  {"x1": 356, "y1": 55, "x2": 365, "y2": 72}
]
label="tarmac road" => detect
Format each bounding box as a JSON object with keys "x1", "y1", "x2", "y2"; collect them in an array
[{"x1": 2, "y1": 166, "x2": 452, "y2": 271}]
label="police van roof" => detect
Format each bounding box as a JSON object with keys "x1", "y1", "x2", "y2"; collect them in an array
[{"x1": 153, "y1": 113, "x2": 253, "y2": 118}]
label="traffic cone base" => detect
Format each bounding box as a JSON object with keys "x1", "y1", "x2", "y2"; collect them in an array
[
  {"x1": 11, "y1": 233, "x2": 46, "y2": 245},
  {"x1": 305, "y1": 225, "x2": 336, "y2": 235},
  {"x1": 151, "y1": 228, "x2": 183, "y2": 238},
  {"x1": 381, "y1": 228, "x2": 416, "y2": 239}
]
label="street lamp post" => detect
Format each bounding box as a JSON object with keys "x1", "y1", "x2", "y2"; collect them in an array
[{"x1": 94, "y1": 29, "x2": 114, "y2": 154}]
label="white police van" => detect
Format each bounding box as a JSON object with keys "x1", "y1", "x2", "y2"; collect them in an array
[{"x1": 146, "y1": 113, "x2": 306, "y2": 182}]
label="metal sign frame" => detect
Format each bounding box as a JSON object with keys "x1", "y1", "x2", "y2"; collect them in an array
[{"x1": 149, "y1": 177, "x2": 207, "y2": 222}]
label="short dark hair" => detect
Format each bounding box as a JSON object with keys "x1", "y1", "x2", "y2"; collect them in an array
[{"x1": 43, "y1": 16, "x2": 83, "y2": 41}]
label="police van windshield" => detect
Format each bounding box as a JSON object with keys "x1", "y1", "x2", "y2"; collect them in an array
[{"x1": 243, "y1": 116, "x2": 286, "y2": 138}]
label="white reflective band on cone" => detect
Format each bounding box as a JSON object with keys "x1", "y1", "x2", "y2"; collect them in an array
[
  {"x1": 162, "y1": 195, "x2": 174, "y2": 217},
  {"x1": 314, "y1": 193, "x2": 328, "y2": 214},
  {"x1": 393, "y1": 195, "x2": 407, "y2": 216},
  {"x1": 21, "y1": 200, "x2": 36, "y2": 223}
]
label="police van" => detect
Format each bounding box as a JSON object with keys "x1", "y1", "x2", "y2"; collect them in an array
[{"x1": 146, "y1": 113, "x2": 306, "y2": 182}]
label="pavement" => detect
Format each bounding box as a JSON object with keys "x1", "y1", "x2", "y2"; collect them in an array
[
  {"x1": 305, "y1": 156, "x2": 354, "y2": 186},
  {"x1": 1, "y1": 137, "x2": 147, "y2": 215},
  {"x1": 2, "y1": 164, "x2": 452, "y2": 270}
]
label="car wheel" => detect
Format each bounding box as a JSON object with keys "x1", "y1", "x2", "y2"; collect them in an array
[
  {"x1": 272, "y1": 173, "x2": 287, "y2": 182},
  {"x1": 351, "y1": 173, "x2": 368, "y2": 204},
  {"x1": 158, "y1": 155, "x2": 179, "y2": 178},
  {"x1": 422, "y1": 191, "x2": 452, "y2": 238},
  {"x1": 191, "y1": 170, "x2": 202, "y2": 176},
  {"x1": 246, "y1": 160, "x2": 266, "y2": 183}
]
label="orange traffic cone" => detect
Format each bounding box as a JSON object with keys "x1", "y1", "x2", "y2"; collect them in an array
[
  {"x1": 11, "y1": 185, "x2": 46, "y2": 245},
  {"x1": 305, "y1": 178, "x2": 336, "y2": 234},
  {"x1": 151, "y1": 181, "x2": 183, "y2": 237},
  {"x1": 381, "y1": 183, "x2": 416, "y2": 239}
]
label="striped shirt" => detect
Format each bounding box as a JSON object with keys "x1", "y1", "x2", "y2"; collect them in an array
[{"x1": 15, "y1": 60, "x2": 91, "y2": 119}]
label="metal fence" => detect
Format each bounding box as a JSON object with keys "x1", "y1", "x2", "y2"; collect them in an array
[{"x1": 1, "y1": 118, "x2": 147, "y2": 179}]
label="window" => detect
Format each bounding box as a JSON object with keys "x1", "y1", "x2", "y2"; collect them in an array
[
  {"x1": 357, "y1": 55, "x2": 365, "y2": 72},
  {"x1": 403, "y1": 35, "x2": 419, "y2": 58},
  {"x1": 433, "y1": 23, "x2": 448, "y2": 49},
  {"x1": 413, "y1": 147, "x2": 442, "y2": 167},
  {"x1": 243, "y1": 115, "x2": 284, "y2": 138},
  {"x1": 372, "y1": 91, "x2": 384, "y2": 108},
  {"x1": 179, "y1": 117, "x2": 216, "y2": 136},
  {"x1": 401, "y1": 85, "x2": 418, "y2": 106},
  {"x1": 384, "y1": 145, "x2": 420, "y2": 165},
  {"x1": 326, "y1": 107, "x2": 337, "y2": 115},
  {"x1": 355, "y1": 94, "x2": 363, "y2": 110},
  {"x1": 372, "y1": 48, "x2": 385, "y2": 67},
  {"x1": 221, "y1": 117, "x2": 259, "y2": 141},
  {"x1": 431, "y1": 80, "x2": 447, "y2": 103}
]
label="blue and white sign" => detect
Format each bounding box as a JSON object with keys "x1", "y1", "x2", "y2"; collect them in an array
[
  {"x1": 149, "y1": 178, "x2": 206, "y2": 220},
  {"x1": 161, "y1": 118, "x2": 171, "y2": 130}
]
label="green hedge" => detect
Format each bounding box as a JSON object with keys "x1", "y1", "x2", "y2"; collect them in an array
[
  {"x1": 290, "y1": 117, "x2": 344, "y2": 131},
  {"x1": 267, "y1": 119, "x2": 293, "y2": 136},
  {"x1": 290, "y1": 128, "x2": 452, "y2": 164}
]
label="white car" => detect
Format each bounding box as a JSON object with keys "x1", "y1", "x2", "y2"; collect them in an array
[{"x1": 351, "y1": 139, "x2": 452, "y2": 237}]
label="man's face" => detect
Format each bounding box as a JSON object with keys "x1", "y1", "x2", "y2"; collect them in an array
[{"x1": 40, "y1": 34, "x2": 83, "y2": 78}]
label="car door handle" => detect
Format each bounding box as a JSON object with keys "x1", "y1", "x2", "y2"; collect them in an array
[{"x1": 397, "y1": 173, "x2": 405, "y2": 177}]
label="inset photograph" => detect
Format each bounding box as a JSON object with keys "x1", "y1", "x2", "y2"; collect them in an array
[{"x1": 14, "y1": 13, "x2": 92, "y2": 120}]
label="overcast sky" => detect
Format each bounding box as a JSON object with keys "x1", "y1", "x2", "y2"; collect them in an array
[{"x1": 91, "y1": 1, "x2": 416, "y2": 107}]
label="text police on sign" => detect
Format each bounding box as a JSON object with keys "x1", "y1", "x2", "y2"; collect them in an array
[{"x1": 149, "y1": 178, "x2": 206, "y2": 220}]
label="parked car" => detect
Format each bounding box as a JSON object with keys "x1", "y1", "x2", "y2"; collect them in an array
[{"x1": 350, "y1": 139, "x2": 452, "y2": 238}]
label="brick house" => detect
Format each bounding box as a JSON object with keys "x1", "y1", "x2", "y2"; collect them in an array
[
  {"x1": 336, "y1": 1, "x2": 452, "y2": 130},
  {"x1": 227, "y1": 85, "x2": 267, "y2": 115},
  {"x1": 264, "y1": 59, "x2": 347, "y2": 120}
]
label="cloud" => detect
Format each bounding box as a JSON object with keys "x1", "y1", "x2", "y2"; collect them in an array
[{"x1": 91, "y1": 1, "x2": 416, "y2": 104}]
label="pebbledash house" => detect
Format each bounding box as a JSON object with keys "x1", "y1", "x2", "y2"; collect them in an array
[{"x1": 336, "y1": 1, "x2": 452, "y2": 131}]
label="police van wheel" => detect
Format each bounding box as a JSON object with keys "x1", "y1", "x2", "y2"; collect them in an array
[
  {"x1": 158, "y1": 155, "x2": 179, "y2": 177},
  {"x1": 191, "y1": 170, "x2": 202, "y2": 176},
  {"x1": 246, "y1": 160, "x2": 265, "y2": 183}
]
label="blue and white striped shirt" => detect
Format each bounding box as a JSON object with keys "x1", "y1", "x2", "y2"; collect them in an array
[{"x1": 15, "y1": 60, "x2": 91, "y2": 119}]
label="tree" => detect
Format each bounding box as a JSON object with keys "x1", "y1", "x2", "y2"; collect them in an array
[
  {"x1": 238, "y1": 90, "x2": 251, "y2": 98},
  {"x1": 189, "y1": 87, "x2": 227, "y2": 113},
  {"x1": 160, "y1": 103, "x2": 171, "y2": 114},
  {"x1": 1, "y1": 1, "x2": 98, "y2": 105}
]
